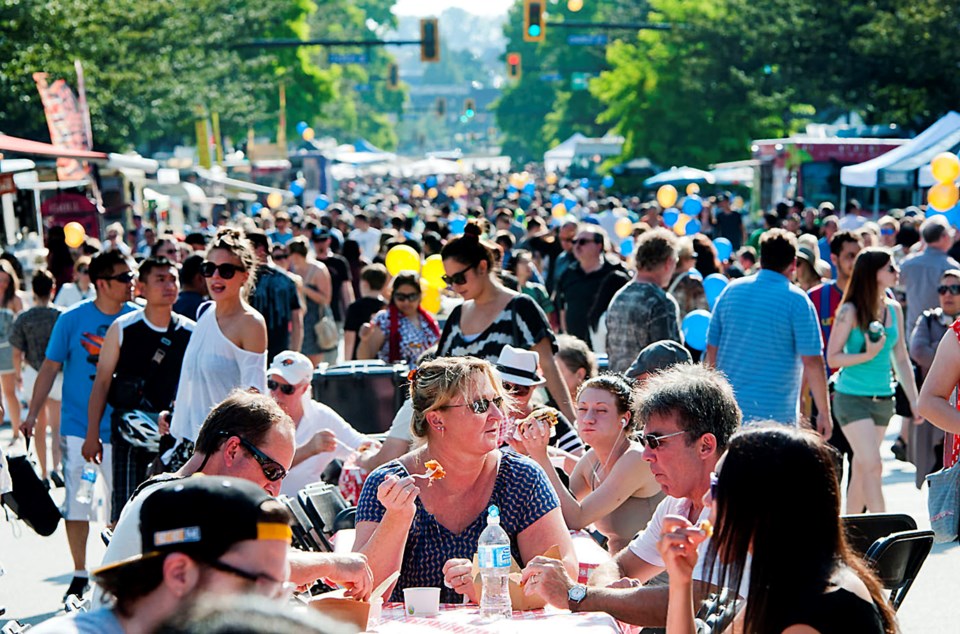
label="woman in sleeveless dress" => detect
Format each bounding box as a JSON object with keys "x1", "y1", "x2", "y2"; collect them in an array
[{"x1": 288, "y1": 237, "x2": 333, "y2": 365}]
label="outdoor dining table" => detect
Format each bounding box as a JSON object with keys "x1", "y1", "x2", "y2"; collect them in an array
[{"x1": 369, "y1": 602, "x2": 640, "y2": 633}]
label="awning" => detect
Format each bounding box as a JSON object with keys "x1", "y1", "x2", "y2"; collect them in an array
[
  {"x1": 0, "y1": 134, "x2": 106, "y2": 160},
  {"x1": 0, "y1": 159, "x2": 36, "y2": 174},
  {"x1": 644, "y1": 166, "x2": 717, "y2": 187},
  {"x1": 194, "y1": 168, "x2": 292, "y2": 198}
]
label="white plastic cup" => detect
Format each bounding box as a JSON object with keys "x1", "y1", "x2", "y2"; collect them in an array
[
  {"x1": 367, "y1": 597, "x2": 384, "y2": 629},
  {"x1": 403, "y1": 587, "x2": 440, "y2": 617}
]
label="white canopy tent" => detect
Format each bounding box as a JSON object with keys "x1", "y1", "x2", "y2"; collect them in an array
[{"x1": 644, "y1": 166, "x2": 717, "y2": 187}]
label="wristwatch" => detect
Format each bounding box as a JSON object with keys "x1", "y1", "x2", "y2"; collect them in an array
[{"x1": 567, "y1": 584, "x2": 587, "y2": 611}]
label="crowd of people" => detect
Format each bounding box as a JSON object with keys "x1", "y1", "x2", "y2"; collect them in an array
[{"x1": 1, "y1": 169, "x2": 956, "y2": 633}]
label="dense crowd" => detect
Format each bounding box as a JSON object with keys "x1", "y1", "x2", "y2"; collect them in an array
[{"x1": 2, "y1": 169, "x2": 958, "y2": 633}]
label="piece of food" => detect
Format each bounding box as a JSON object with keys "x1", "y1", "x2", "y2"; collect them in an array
[
  {"x1": 698, "y1": 519, "x2": 714, "y2": 538},
  {"x1": 424, "y1": 460, "x2": 446, "y2": 481},
  {"x1": 515, "y1": 408, "x2": 559, "y2": 440}
]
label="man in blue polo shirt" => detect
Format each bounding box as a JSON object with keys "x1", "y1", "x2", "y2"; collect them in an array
[{"x1": 705, "y1": 229, "x2": 831, "y2": 435}]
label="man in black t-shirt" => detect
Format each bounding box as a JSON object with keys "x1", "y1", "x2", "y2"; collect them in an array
[
  {"x1": 712, "y1": 194, "x2": 746, "y2": 250},
  {"x1": 343, "y1": 264, "x2": 388, "y2": 360},
  {"x1": 312, "y1": 227, "x2": 355, "y2": 324},
  {"x1": 247, "y1": 231, "x2": 303, "y2": 363}
]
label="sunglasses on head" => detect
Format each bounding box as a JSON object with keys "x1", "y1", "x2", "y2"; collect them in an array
[
  {"x1": 637, "y1": 429, "x2": 687, "y2": 449},
  {"x1": 503, "y1": 382, "x2": 532, "y2": 397},
  {"x1": 442, "y1": 395, "x2": 505, "y2": 415},
  {"x1": 939, "y1": 284, "x2": 960, "y2": 296},
  {"x1": 393, "y1": 291, "x2": 421, "y2": 303},
  {"x1": 200, "y1": 261, "x2": 245, "y2": 279},
  {"x1": 218, "y1": 432, "x2": 286, "y2": 481},
  {"x1": 102, "y1": 271, "x2": 135, "y2": 284},
  {"x1": 267, "y1": 379, "x2": 297, "y2": 395},
  {"x1": 441, "y1": 263, "x2": 476, "y2": 286}
]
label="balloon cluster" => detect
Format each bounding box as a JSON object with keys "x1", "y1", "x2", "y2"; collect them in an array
[
  {"x1": 657, "y1": 185, "x2": 704, "y2": 236},
  {"x1": 680, "y1": 273, "x2": 730, "y2": 351},
  {"x1": 384, "y1": 246, "x2": 446, "y2": 314},
  {"x1": 296, "y1": 121, "x2": 315, "y2": 142},
  {"x1": 928, "y1": 153, "x2": 960, "y2": 225}
]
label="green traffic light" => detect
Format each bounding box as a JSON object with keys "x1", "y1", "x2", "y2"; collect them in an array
[
  {"x1": 466, "y1": 109, "x2": 475, "y2": 117},
  {"x1": 528, "y1": 25, "x2": 541, "y2": 37}
]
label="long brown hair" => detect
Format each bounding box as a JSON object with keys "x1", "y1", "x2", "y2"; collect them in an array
[
  {"x1": 839, "y1": 247, "x2": 892, "y2": 329},
  {"x1": 0, "y1": 260, "x2": 20, "y2": 308}
]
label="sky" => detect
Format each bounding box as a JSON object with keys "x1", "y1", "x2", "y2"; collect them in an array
[{"x1": 392, "y1": 0, "x2": 513, "y2": 16}]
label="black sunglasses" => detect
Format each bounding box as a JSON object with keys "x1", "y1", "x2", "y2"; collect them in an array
[
  {"x1": 102, "y1": 271, "x2": 135, "y2": 284},
  {"x1": 218, "y1": 432, "x2": 287, "y2": 481},
  {"x1": 637, "y1": 429, "x2": 687, "y2": 449},
  {"x1": 201, "y1": 261, "x2": 245, "y2": 280},
  {"x1": 76, "y1": 267, "x2": 89, "y2": 274},
  {"x1": 272, "y1": 253, "x2": 288, "y2": 261},
  {"x1": 939, "y1": 284, "x2": 960, "y2": 296},
  {"x1": 393, "y1": 291, "x2": 421, "y2": 303},
  {"x1": 574, "y1": 237, "x2": 600, "y2": 246},
  {"x1": 441, "y1": 263, "x2": 476, "y2": 286},
  {"x1": 267, "y1": 379, "x2": 296, "y2": 395},
  {"x1": 886, "y1": 264, "x2": 898, "y2": 273},
  {"x1": 503, "y1": 382, "x2": 532, "y2": 397},
  {"x1": 442, "y1": 395, "x2": 505, "y2": 415}
]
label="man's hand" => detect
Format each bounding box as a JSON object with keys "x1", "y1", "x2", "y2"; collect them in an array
[
  {"x1": 20, "y1": 414, "x2": 33, "y2": 439},
  {"x1": 816, "y1": 410, "x2": 833, "y2": 439},
  {"x1": 81, "y1": 435, "x2": 103, "y2": 464},
  {"x1": 308, "y1": 429, "x2": 337, "y2": 456},
  {"x1": 520, "y1": 556, "x2": 575, "y2": 608},
  {"x1": 158, "y1": 410, "x2": 172, "y2": 436},
  {"x1": 328, "y1": 553, "x2": 373, "y2": 600}
]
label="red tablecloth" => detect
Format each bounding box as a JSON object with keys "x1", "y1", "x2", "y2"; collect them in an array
[{"x1": 372, "y1": 603, "x2": 638, "y2": 633}]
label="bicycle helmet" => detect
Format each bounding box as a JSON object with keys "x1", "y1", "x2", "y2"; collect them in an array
[{"x1": 118, "y1": 410, "x2": 161, "y2": 452}]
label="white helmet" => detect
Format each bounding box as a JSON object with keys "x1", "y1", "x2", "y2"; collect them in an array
[{"x1": 119, "y1": 410, "x2": 161, "y2": 452}]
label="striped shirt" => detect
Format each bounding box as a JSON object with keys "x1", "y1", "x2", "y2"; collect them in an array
[
  {"x1": 707, "y1": 269, "x2": 823, "y2": 424},
  {"x1": 437, "y1": 294, "x2": 556, "y2": 362}
]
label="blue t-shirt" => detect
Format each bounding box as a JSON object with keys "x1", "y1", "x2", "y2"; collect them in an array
[
  {"x1": 356, "y1": 450, "x2": 559, "y2": 603},
  {"x1": 45, "y1": 299, "x2": 139, "y2": 440}
]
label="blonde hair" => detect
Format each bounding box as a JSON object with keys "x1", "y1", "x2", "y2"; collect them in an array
[{"x1": 408, "y1": 357, "x2": 509, "y2": 438}]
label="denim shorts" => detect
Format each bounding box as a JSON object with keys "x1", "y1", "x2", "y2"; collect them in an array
[{"x1": 833, "y1": 391, "x2": 895, "y2": 427}]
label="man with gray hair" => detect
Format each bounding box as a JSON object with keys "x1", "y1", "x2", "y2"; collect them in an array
[
  {"x1": 901, "y1": 215, "x2": 960, "y2": 338},
  {"x1": 604, "y1": 228, "x2": 682, "y2": 372}
]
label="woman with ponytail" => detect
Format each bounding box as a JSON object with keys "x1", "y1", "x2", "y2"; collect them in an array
[
  {"x1": 437, "y1": 220, "x2": 577, "y2": 423},
  {"x1": 357, "y1": 270, "x2": 439, "y2": 366}
]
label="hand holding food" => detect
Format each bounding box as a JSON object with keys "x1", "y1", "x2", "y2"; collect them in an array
[{"x1": 514, "y1": 407, "x2": 559, "y2": 440}]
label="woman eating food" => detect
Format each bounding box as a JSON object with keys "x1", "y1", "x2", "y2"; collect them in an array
[{"x1": 353, "y1": 356, "x2": 577, "y2": 603}]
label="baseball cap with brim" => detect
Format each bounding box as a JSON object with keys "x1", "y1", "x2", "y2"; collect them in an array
[
  {"x1": 92, "y1": 476, "x2": 291, "y2": 580},
  {"x1": 626, "y1": 340, "x2": 692, "y2": 379},
  {"x1": 268, "y1": 351, "x2": 314, "y2": 386},
  {"x1": 495, "y1": 344, "x2": 546, "y2": 387}
]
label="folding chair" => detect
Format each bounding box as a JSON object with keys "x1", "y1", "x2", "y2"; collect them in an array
[
  {"x1": 333, "y1": 506, "x2": 357, "y2": 532},
  {"x1": 278, "y1": 494, "x2": 325, "y2": 552},
  {"x1": 842, "y1": 513, "x2": 917, "y2": 558},
  {"x1": 865, "y1": 529, "x2": 934, "y2": 611},
  {"x1": 298, "y1": 482, "x2": 349, "y2": 547}
]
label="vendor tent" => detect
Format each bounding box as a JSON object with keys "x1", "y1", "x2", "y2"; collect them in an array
[{"x1": 644, "y1": 166, "x2": 716, "y2": 188}]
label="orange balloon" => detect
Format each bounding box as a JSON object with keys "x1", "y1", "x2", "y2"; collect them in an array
[
  {"x1": 931, "y1": 152, "x2": 960, "y2": 184},
  {"x1": 673, "y1": 215, "x2": 689, "y2": 236},
  {"x1": 657, "y1": 185, "x2": 678, "y2": 209},
  {"x1": 686, "y1": 183, "x2": 700, "y2": 195},
  {"x1": 929, "y1": 183, "x2": 960, "y2": 212},
  {"x1": 267, "y1": 192, "x2": 283, "y2": 209},
  {"x1": 64, "y1": 222, "x2": 86, "y2": 248}
]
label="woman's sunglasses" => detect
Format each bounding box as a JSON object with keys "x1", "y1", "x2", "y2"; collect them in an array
[
  {"x1": 636, "y1": 429, "x2": 687, "y2": 449},
  {"x1": 201, "y1": 262, "x2": 245, "y2": 280},
  {"x1": 938, "y1": 284, "x2": 960, "y2": 296},
  {"x1": 441, "y1": 263, "x2": 476, "y2": 286},
  {"x1": 218, "y1": 432, "x2": 287, "y2": 481},
  {"x1": 267, "y1": 379, "x2": 297, "y2": 395},
  {"x1": 272, "y1": 253, "x2": 288, "y2": 261},
  {"x1": 503, "y1": 382, "x2": 532, "y2": 397},
  {"x1": 393, "y1": 291, "x2": 421, "y2": 303},
  {"x1": 442, "y1": 395, "x2": 505, "y2": 415}
]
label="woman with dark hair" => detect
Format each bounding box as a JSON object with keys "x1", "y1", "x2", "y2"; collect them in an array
[
  {"x1": 437, "y1": 221, "x2": 576, "y2": 422},
  {"x1": 341, "y1": 238, "x2": 370, "y2": 299},
  {"x1": 356, "y1": 270, "x2": 440, "y2": 366},
  {"x1": 0, "y1": 260, "x2": 23, "y2": 442},
  {"x1": 691, "y1": 234, "x2": 721, "y2": 277},
  {"x1": 287, "y1": 237, "x2": 333, "y2": 365},
  {"x1": 515, "y1": 374, "x2": 663, "y2": 552},
  {"x1": 46, "y1": 224, "x2": 75, "y2": 289},
  {"x1": 827, "y1": 247, "x2": 918, "y2": 513},
  {"x1": 660, "y1": 425, "x2": 896, "y2": 634}
]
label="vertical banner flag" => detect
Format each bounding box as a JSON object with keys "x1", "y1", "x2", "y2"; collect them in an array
[{"x1": 32, "y1": 72, "x2": 90, "y2": 181}]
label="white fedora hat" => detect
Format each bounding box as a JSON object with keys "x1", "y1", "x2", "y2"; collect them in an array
[{"x1": 495, "y1": 345, "x2": 546, "y2": 386}]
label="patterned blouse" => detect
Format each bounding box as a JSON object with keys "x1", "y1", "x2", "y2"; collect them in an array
[
  {"x1": 356, "y1": 451, "x2": 560, "y2": 602},
  {"x1": 372, "y1": 309, "x2": 440, "y2": 366}
]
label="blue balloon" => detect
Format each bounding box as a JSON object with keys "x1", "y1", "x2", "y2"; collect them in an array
[
  {"x1": 580, "y1": 178, "x2": 590, "y2": 188},
  {"x1": 449, "y1": 217, "x2": 467, "y2": 235},
  {"x1": 620, "y1": 238, "x2": 634, "y2": 258},
  {"x1": 550, "y1": 193, "x2": 563, "y2": 205},
  {"x1": 523, "y1": 182, "x2": 536, "y2": 195},
  {"x1": 507, "y1": 184, "x2": 518, "y2": 194},
  {"x1": 681, "y1": 195, "x2": 703, "y2": 217},
  {"x1": 714, "y1": 237, "x2": 733, "y2": 261},
  {"x1": 296, "y1": 121, "x2": 308, "y2": 135},
  {"x1": 289, "y1": 182, "x2": 304, "y2": 197},
  {"x1": 425, "y1": 175, "x2": 438, "y2": 188},
  {"x1": 946, "y1": 205, "x2": 960, "y2": 228},
  {"x1": 682, "y1": 309, "x2": 712, "y2": 352},
  {"x1": 564, "y1": 197, "x2": 579, "y2": 211},
  {"x1": 703, "y1": 273, "x2": 729, "y2": 310},
  {"x1": 663, "y1": 209, "x2": 680, "y2": 228},
  {"x1": 250, "y1": 202, "x2": 263, "y2": 214},
  {"x1": 685, "y1": 218, "x2": 702, "y2": 235},
  {"x1": 602, "y1": 175, "x2": 614, "y2": 188},
  {"x1": 583, "y1": 215, "x2": 601, "y2": 226},
  {"x1": 314, "y1": 195, "x2": 330, "y2": 211}
]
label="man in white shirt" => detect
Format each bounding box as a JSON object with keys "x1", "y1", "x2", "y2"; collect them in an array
[
  {"x1": 521, "y1": 364, "x2": 744, "y2": 627},
  {"x1": 265, "y1": 351, "x2": 373, "y2": 495},
  {"x1": 347, "y1": 212, "x2": 382, "y2": 261}
]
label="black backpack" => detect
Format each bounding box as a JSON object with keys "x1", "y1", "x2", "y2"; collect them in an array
[{"x1": 1, "y1": 454, "x2": 61, "y2": 536}]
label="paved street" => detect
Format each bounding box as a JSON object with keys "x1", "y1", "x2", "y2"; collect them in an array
[{"x1": 1, "y1": 422, "x2": 958, "y2": 630}]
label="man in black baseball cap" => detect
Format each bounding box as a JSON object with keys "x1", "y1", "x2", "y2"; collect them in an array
[{"x1": 32, "y1": 476, "x2": 293, "y2": 634}]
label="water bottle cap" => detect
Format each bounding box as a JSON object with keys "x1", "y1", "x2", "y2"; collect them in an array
[{"x1": 487, "y1": 505, "x2": 500, "y2": 519}]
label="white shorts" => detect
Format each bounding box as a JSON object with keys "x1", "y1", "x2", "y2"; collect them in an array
[
  {"x1": 22, "y1": 366, "x2": 63, "y2": 402},
  {"x1": 60, "y1": 435, "x2": 112, "y2": 522}
]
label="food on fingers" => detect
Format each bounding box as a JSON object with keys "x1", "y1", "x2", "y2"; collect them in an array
[{"x1": 515, "y1": 407, "x2": 559, "y2": 440}]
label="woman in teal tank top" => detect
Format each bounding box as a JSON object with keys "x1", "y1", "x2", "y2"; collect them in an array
[{"x1": 827, "y1": 248, "x2": 919, "y2": 514}]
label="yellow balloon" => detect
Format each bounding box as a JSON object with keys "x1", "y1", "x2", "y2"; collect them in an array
[
  {"x1": 931, "y1": 152, "x2": 960, "y2": 184},
  {"x1": 427, "y1": 187, "x2": 438, "y2": 200},
  {"x1": 657, "y1": 185, "x2": 678, "y2": 209},
  {"x1": 411, "y1": 184, "x2": 423, "y2": 198},
  {"x1": 302, "y1": 127, "x2": 315, "y2": 141},
  {"x1": 546, "y1": 173, "x2": 558, "y2": 185},
  {"x1": 267, "y1": 192, "x2": 283, "y2": 209},
  {"x1": 552, "y1": 203, "x2": 567, "y2": 219},
  {"x1": 686, "y1": 183, "x2": 700, "y2": 195},
  {"x1": 421, "y1": 254, "x2": 447, "y2": 289},
  {"x1": 615, "y1": 217, "x2": 634, "y2": 238},
  {"x1": 929, "y1": 183, "x2": 960, "y2": 212},
  {"x1": 385, "y1": 245, "x2": 421, "y2": 276},
  {"x1": 674, "y1": 215, "x2": 689, "y2": 236},
  {"x1": 568, "y1": 0, "x2": 583, "y2": 10},
  {"x1": 64, "y1": 222, "x2": 86, "y2": 248},
  {"x1": 421, "y1": 283, "x2": 441, "y2": 314}
]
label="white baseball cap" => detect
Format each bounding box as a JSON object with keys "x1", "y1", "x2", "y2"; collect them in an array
[{"x1": 267, "y1": 351, "x2": 314, "y2": 386}]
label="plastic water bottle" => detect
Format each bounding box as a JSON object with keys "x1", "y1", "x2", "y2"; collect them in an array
[
  {"x1": 478, "y1": 505, "x2": 512, "y2": 620},
  {"x1": 75, "y1": 464, "x2": 97, "y2": 504}
]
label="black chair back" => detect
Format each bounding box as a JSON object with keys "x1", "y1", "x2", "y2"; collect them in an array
[
  {"x1": 842, "y1": 513, "x2": 917, "y2": 557},
  {"x1": 279, "y1": 494, "x2": 326, "y2": 552},
  {"x1": 298, "y1": 482, "x2": 349, "y2": 541},
  {"x1": 865, "y1": 529, "x2": 934, "y2": 611},
  {"x1": 333, "y1": 506, "x2": 357, "y2": 532}
]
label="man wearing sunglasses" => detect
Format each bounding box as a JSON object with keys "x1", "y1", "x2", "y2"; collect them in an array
[
  {"x1": 22, "y1": 249, "x2": 139, "y2": 604},
  {"x1": 522, "y1": 365, "x2": 743, "y2": 627}
]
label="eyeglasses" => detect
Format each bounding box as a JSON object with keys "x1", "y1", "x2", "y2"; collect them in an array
[
  {"x1": 574, "y1": 237, "x2": 600, "y2": 247},
  {"x1": 939, "y1": 284, "x2": 960, "y2": 296},
  {"x1": 272, "y1": 253, "x2": 288, "y2": 261},
  {"x1": 637, "y1": 429, "x2": 687, "y2": 449},
  {"x1": 102, "y1": 271, "x2": 135, "y2": 284},
  {"x1": 886, "y1": 264, "x2": 898, "y2": 273},
  {"x1": 218, "y1": 432, "x2": 287, "y2": 481},
  {"x1": 200, "y1": 261, "x2": 245, "y2": 280},
  {"x1": 441, "y1": 263, "x2": 476, "y2": 286},
  {"x1": 442, "y1": 395, "x2": 505, "y2": 415},
  {"x1": 710, "y1": 471, "x2": 719, "y2": 499},
  {"x1": 76, "y1": 267, "x2": 89, "y2": 274},
  {"x1": 393, "y1": 291, "x2": 421, "y2": 303},
  {"x1": 267, "y1": 379, "x2": 297, "y2": 395},
  {"x1": 503, "y1": 382, "x2": 532, "y2": 397},
  {"x1": 880, "y1": 227, "x2": 896, "y2": 236},
  {"x1": 206, "y1": 558, "x2": 294, "y2": 600}
]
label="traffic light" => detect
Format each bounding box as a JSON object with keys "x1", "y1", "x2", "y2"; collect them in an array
[
  {"x1": 523, "y1": 0, "x2": 546, "y2": 42},
  {"x1": 387, "y1": 62, "x2": 399, "y2": 90},
  {"x1": 507, "y1": 53, "x2": 522, "y2": 80},
  {"x1": 420, "y1": 18, "x2": 440, "y2": 62},
  {"x1": 436, "y1": 97, "x2": 446, "y2": 118},
  {"x1": 464, "y1": 98, "x2": 476, "y2": 118}
]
